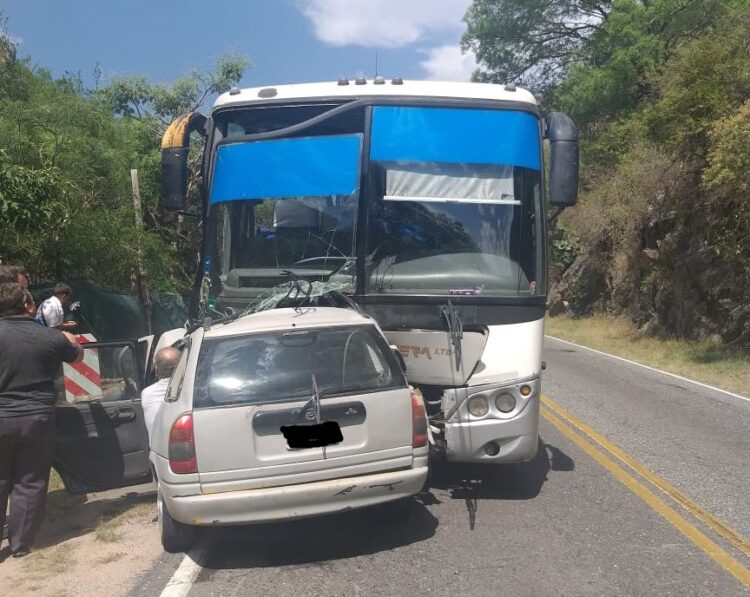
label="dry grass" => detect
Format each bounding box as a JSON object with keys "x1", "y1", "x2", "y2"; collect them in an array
[
  {"x1": 97, "y1": 552, "x2": 126, "y2": 565},
  {"x1": 5, "y1": 485, "x2": 159, "y2": 597},
  {"x1": 94, "y1": 520, "x2": 124, "y2": 543},
  {"x1": 94, "y1": 501, "x2": 153, "y2": 543},
  {"x1": 48, "y1": 469, "x2": 65, "y2": 492},
  {"x1": 24, "y1": 545, "x2": 74, "y2": 578},
  {"x1": 545, "y1": 314, "x2": 750, "y2": 396}
]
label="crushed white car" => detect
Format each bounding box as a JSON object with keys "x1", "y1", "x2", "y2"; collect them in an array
[{"x1": 148, "y1": 306, "x2": 429, "y2": 551}]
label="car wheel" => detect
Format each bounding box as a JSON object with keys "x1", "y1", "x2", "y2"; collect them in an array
[{"x1": 157, "y1": 485, "x2": 194, "y2": 553}]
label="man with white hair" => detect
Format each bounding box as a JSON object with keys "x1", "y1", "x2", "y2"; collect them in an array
[{"x1": 141, "y1": 347, "x2": 182, "y2": 442}]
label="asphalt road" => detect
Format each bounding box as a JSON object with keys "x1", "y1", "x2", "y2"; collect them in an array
[{"x1": 132, "y1": 336, "x2": 750, "y2": 597}]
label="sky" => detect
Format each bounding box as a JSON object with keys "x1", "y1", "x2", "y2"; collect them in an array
[{"x1": 2, "y1": 0, "x2": 478, "y2": 89}]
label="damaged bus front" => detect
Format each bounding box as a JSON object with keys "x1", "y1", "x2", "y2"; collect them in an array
[{"x1": 161, "y1": 80, "x2": 578, "y2": 463}]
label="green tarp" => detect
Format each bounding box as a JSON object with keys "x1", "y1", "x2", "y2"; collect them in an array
[{"x1": 31, "y1": 280, "x2": 188, "y2": 341}]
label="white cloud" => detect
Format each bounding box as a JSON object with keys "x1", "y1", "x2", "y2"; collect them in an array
[
  {"x1": 420, "y1": 44, "x2": 477, "y2": 81},
  {"x1": 298, "y1": 0, "x2": 472, "y2": 47}
]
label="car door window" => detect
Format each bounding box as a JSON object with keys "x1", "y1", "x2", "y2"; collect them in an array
[{"x1": 58, "y1": 344, "x2": 140, "y2": 404}]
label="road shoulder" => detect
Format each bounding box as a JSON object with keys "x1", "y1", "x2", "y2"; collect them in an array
[{"x1": 2, "y1": 483, "x2": 161, "y2": 597}]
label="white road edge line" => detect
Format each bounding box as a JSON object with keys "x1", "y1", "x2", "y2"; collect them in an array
[
  {"x1": 159, "y1": 548, "x2": 205, "y2": 597},
  {"x1": 544, "y1": 335, "x2": 750, "y2": 405}
]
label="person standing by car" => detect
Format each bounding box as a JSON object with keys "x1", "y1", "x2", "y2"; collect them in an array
[
  {"x1": 0, "y1": 283, "x2": 83, "y2": 558},
  {"x1": 0, "y1": 266, "x2": 36, "y2": 318},
  {"x1": 0, "y1": 265, "x2": 29, "y2": 287},
  {"x1": 36, "y1": 282, "x2": 77, "y2": 331},
  {"x1": 141, "y1": 347, "x2": 181, "y2": 442}
]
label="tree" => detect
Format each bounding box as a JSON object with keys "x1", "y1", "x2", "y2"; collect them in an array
[
  {"x1": 94, "y1": 53, "x2": 251, "y2": 286},
  {"x1": 462, "y1": 0, "x2": 611, "y2": 93},
  {"x1": 464, "y1": 0, "x2": 730, "y2": 121},
  {"x1": 463, "y1": 0, "x2": 750, "y2": 343},
  {"x1": 0, "y1": 18, "x2": 250, "y2": 291},
  {"x1": 704, "y1": 99, "x2": 750, "y2": 293},
  {"x1": 97, "y1": 53, "x2": 250, "y2": 123}
]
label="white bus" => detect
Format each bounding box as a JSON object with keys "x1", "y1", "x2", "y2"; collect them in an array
[{"x1": 161, "y1": 78, "x2": 579, "y2": 464}]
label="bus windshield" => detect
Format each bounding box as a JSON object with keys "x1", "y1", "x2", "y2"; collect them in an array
[
  {"x1": 209, "y1": 134, "x2": 362, "y2": 291},
  {"x1": 207, "y1": 104, "x2": 543, "y2": 302},
  {"x1": 366, "y1": 107, "x2": 541, "y2": 297}
]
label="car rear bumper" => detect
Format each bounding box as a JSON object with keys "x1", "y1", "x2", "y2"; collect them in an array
[{"x1": 160, "y1": 458, "x2": 429, "y2": 526}]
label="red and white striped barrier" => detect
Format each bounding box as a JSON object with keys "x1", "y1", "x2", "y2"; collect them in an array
[{"x1": 63, "y1": 333, "x2": 101, "y2": 403}]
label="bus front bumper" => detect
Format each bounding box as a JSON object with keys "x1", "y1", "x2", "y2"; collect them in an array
[{"x1": 445, "y1": 393, "x2": 540, "y2": 463}]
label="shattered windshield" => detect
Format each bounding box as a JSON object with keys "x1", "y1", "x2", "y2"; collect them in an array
[{"x1": 209, "y1": 134, "x2": 362, "y2": 293}]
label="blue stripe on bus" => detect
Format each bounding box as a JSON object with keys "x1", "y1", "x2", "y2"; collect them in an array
[
  {"x1": 210, "y1": 134, "x2": 362, "y2": 203},
  {"x1": 370, "y1": 107, "x2": 541, "y2": 170}
]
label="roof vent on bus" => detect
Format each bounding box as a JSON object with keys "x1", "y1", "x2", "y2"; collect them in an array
[
  {"x1": 229, "y1": 86, "x2": 241, "y2": 95},
  {"x1": 391, "y1": 77, "x2": 404, "y2": 85},
  {"x1": 337, "y1": 77, "x2": 350, "y2": 86},
  {"x1": 374, "y1": 75, "x2": 385, "y2": 85},
  {"x1": 504, "y1": 83, "x2": 517, "y2": 92},
  {"x1": 258, "y1": 87, "x2": 278, "y2": 98},
  {"x1": 355, "y1": 76, "x2": 367, "y2": 85}
]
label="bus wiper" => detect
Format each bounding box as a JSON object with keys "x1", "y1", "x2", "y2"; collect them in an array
[
  {"x1": 442, "y1": 300, "x2": 463, "y2": 371},
  {"x1": 280, "y1": 271, "x2": 314, "y2": 310},
  {"x1": 280, "y1": 270, "x2": 362, "y2": 313}
]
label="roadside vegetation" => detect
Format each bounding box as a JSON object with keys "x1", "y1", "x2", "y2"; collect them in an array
[
  {"x1": 465, "y1": 0, "x2": 750, "y2": 348},
  {"x1": 546, "y1": 314, "x2": 750, "y2": 396},
  {"x1": 0, "y1": 15, "x2": 249, "y2": 292}
]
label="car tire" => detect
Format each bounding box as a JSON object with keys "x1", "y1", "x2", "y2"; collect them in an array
[{"x1": 157, "y1": 486, "x2": 194, "y2": 553}]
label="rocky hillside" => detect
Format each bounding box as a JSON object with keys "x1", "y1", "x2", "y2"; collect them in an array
[{"x1": 465, "y1": 0, "x2": 750, "y2": 347}]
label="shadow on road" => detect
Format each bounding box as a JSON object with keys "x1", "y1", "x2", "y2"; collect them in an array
[
  {"x1": 198, "y1": 499, "x2": 438, "y2": 571},
  {"x1": 192, "y1": 439, "x2": 574, "y2": 566},
  {"x1": 422, "y1": 438, "x2": 574, "y2": 529},
  {"x1": 427, "y1": 438, "x2": 573, "y2": 500}
]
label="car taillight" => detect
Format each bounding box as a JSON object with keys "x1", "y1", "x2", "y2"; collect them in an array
[
  {"x1": 168, "y1": 412, "x2": 197, "y2": 474},
  {"x1": 411, "y1": 391, "x2": 428, "y2": 448}
]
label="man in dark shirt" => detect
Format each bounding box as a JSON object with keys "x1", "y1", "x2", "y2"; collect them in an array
[{"x1": 0, "y1": 283, "x2": 82, "y2": 558}]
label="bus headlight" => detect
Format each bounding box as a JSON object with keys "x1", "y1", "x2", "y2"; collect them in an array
[
  {"x1": 467, "y1": 395, "x2": 489, "y2": 417},
  {"x1": 495, "y1": 393, "x2": 516, "y2": 413}
]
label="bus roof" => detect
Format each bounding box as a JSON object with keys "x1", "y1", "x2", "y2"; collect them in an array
[{"x1": 212, "y1": 79, "x2": 538, "y2": 111}]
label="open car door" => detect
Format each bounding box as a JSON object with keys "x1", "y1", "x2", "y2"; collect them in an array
[{"x1": 54, "y1": 338, "x2": 154, "y2": 493}]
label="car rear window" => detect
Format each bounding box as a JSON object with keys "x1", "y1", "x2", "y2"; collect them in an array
[{"x1": 193, "y1": 325, "x2": 406, "y2": 408}]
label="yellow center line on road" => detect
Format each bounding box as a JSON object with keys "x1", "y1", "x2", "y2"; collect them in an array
[
  {"x1": 540, "y1": 405, "x2": 750, "y2": 588},
  {"x1": 541, "y1": 394, "x2": 750, "y2": 559}
]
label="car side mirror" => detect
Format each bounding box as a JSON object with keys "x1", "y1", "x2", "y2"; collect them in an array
[
  {"x1": 160, "y1": 112, "x2": 207, "y2": 212},
  {"x1": 546, "y1": 112, "x2": 579, "y2": 208}
]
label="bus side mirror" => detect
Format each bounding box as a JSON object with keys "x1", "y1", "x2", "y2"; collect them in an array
[
  {"x1": 160, "y1": 112, "x2": 207, "y2": 212},
  {"x1": 546, "y1": 112, "x2": 579, "y2": 208}
]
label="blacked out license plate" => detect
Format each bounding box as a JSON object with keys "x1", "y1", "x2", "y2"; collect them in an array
[{"x1": 280, "y1": 421, "x2": 343, "y2": 449}]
